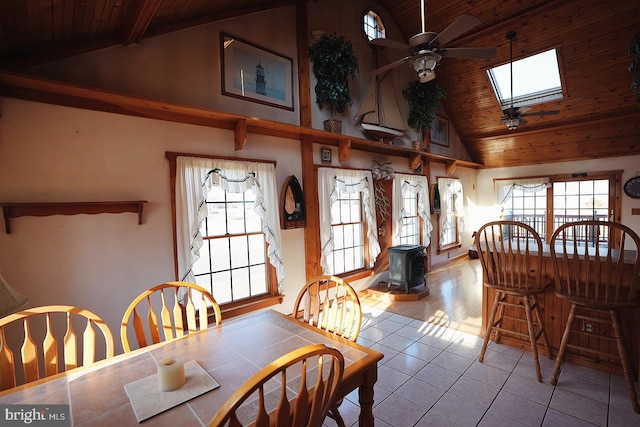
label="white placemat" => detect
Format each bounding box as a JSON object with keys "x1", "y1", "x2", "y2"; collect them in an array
[{"x1": 124, "y1": 360, "x2": 220, "y2": 422}]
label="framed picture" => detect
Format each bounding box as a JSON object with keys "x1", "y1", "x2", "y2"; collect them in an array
[
  {"x1": 321, "y1": 147, "x2": 332, "y2": 163},
  {"x1": 221, "y1": 32, "x2": 294, "y2": 111},
  {"x1": 430, "y1": 115, "x2": 449, "y2": 147}
]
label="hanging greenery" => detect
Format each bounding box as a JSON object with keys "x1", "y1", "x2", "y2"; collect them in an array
[
  {"x1": 309, "y1": 33, "x2": 359, "y2": 118},
  {"x1": 630, "y1": 32, "x2": 640, "y2": 105},
  {"x1": 402, "y1": 80, "x2": 447, "y2": 139}
]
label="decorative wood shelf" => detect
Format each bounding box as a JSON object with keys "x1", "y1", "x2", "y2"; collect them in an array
[
  {"x1": 1, "y1": 201, "x2": 147, "y2": 233},
  {"x1": 0, "y1": 71, "x2": 484, "y2": 171}
]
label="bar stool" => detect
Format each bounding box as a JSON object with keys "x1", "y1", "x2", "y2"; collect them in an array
[
  {"x1": 550, "y1": 220, "x2": 640, "y2": 413},
  {"x1": 476, "y1": 221, "x2": 553, "y2": 382}
]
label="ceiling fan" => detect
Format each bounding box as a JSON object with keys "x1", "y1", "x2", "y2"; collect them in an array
[
  {"x1": 501, "y1": 30, "x2": 560, "y2": 130},
  {"x1": 367, "y1": 0, "x2": 496, "y2": 83}
]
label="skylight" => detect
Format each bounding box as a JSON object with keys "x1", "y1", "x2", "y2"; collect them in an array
[{"x1": 488, "y1": 49, "x2": 563, "y2": 109}]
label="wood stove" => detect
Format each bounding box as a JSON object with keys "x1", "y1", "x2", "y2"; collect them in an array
[{"x1": 388, "y1": 244, "x2": 426, "y2": 293}]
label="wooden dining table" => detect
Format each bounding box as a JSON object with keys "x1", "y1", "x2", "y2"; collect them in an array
[{"x1": 0, "y1": 309, "x2": 383, "y2": 426}]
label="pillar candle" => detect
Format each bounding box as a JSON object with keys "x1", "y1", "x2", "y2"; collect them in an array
[{"x1": 157, "y1": 357, "x2": 185, "y2": 392}]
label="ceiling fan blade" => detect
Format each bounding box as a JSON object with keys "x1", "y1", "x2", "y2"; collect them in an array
[
  {"x1": 370, "y1": 38, "x2": 411, "y2": 52},
  {"x1": 366, "y1": 56, "x2": 411, "y2": 76},
  {"x1": 430, "y1": 14, "x2": 481, "y2": 47},
  {"x1": 502, "y1": 106, "x2": 521, "y2": 115},
  {"x1": 419, "y1": 72, "x2": 436, "y2": 83},
  {"x1": 521, "y1": 110, "x2": 560, "y2": 117},
  {"x1": 440, "y1": 47, "x2": 496, "y2": 60}
]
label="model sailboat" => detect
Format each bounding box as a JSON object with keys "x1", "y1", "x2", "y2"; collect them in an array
[{"x1": 355, "y1": 57, "x2": 408, "y2": 142}]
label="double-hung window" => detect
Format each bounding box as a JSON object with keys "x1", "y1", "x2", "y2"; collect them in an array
[
  {"x1": 392, "y1": 173, "x2": 433, "y2": 247},
  {"x1": 318, "y1": 168, "x2": 381, "y2": 276},
  {"x1": 437, "y1": 177, "x2": 464, "y2": 251},
  {"x1": 170, "y1": 154, "x2": 284, "y2": 316}
]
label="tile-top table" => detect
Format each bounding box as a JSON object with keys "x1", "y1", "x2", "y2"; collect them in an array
[{"x1": 0, "y1": 310, "x2": 383, "y2": 426}]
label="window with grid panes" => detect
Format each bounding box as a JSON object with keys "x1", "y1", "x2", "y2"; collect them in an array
[
  {"x1": 440, "y1": 190, "x2": 459, "y2": 248},
  {"x1": 363, "y1": 10, "x2": 385, "y2": 41},
  {"x1": 192, "y1": 185, "x2": 268, "y2": 304},
  {"x1": 502, "y1": 185, "x2": 547, "y2": 239},
  {"x1": 498, "y1": 172, "x2": 619, "y2": 246},
  {"x1": 329, "y1": 188, "x2": 365, "y2": 275},
  {"x1": 400, "y1": 191, "x2": 420, "y2": 245}
]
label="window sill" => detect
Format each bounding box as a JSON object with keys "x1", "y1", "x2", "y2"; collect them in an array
[
  {"x1": 219, "y1": 295, "x2": 284, "y2": 320},
  {"x1": 338, "y1": 269, "x2": 375, "y2": 282},
  {"x1": 437, "y1": 243, "x2": 462, "y2": 254}
]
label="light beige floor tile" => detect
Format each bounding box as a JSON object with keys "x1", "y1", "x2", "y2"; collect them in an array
[
  {"x1": 373, "y1": 393, "x2": 428, "y2": 427},
  {"x1": 384, "y1": 352, "x2": 429, "y2": 376},
  {"x1": 394, "y1": 377, "x2": 446, "y2": 409},
  {"x1": 490, "y1": 389, "x2": 547, "y2": 427},
  {"x1": 449, "y1": 375, "x2": 500, "y2": 407},
  {"x1": 429, "y1": 392, "x2": 487, "y2": 427},
  {"x1": 549, "y1": 389, "x2": 608, "y2": 427}
]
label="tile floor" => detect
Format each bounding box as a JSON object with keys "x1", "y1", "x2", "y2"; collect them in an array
[{"x1": 325, "y1": 304, "x2": 640, "y2": 427}]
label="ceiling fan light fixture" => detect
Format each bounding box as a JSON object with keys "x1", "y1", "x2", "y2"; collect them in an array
[
  {"x1": 504, "y1": 117, "x2": 519, "y2": 130},
  {"x1": 412, "y1": 53, "x2": 441, "y2": 77}
]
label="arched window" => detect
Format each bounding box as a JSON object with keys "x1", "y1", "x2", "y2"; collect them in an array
[{"x1": 363, "y1": 10, "x2": 385, "y2": 41}]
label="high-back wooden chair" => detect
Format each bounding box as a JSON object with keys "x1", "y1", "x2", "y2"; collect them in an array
[
  {"x1": 0, "y1": 305, "x2": 114, "y2": 391},
  {"x1": 550, "y1": 220, "x2": 640, "y2": 413},
  {"x1": 120, "y1": 281, "x2": 221, "y2": 352},
  {"x1": 476, "y1": 221, "x2": 553, "y2": 382},
  {"x1": 209, "y1": 344, "x2": 344, "y2": 427},
  {"x1": 292, "y1": 276, "x2": 362, "y2": 342},
  {"x1": 291, "y1": 276, "x2": 361, "y2": 426}
]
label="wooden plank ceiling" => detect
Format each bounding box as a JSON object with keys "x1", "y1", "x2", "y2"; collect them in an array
[{"x1": 0, "y1": 0, "x2": 639, "y2": 168}]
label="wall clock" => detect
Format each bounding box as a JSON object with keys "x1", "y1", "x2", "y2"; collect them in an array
[{"x1": 623, "y1": 175, "x2": 640, "y2": 199}]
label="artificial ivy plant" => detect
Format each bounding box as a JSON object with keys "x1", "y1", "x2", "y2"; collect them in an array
[
  {"x1": 309, "y1": 33, "x2": 359, "y2": 120},
  {"x1": 630, "y1": 32, "x2": 640, "y2": 105},
  {"x1": 402, "y1": 80, "x2": 447, "y2": 141}
]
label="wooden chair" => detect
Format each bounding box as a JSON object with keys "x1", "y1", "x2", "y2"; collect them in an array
[
  {"x1": 0, "y1": 305, "x2": 114, "y2": 391},
  {"x1": 476, "y1": 221, "x2": 553, "y2": 382},
  {"x1": 291, "y1": 276, "x2": 362, "y2": 426},
  {"x1": 120, "y1": 281, "x2": 221, "y2": 352},
  {"x1": 550, "y1": 220, "x2": 640, "y2": 413},
  {"x1": 209, "y1": 343, "x2": 344, "y2": 427},
  {"x1": 292, "y1": 276, "x2": 362, "y2": 342}
]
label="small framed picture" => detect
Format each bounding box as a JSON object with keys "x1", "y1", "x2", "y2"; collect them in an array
[
  {"x1": 321, "y1": 147, "x2": 332, "y2": 163},
  {"x1": 430, "y1": 115, "x2": 449, "y2": 147}
]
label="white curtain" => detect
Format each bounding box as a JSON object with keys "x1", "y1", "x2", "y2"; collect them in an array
[
  {"x1": 318, "y1": 168, "x2": 380, "y2": 274},
  {"x1": 495, "y1": 177, "x2": 551, "y2": 206},
  {"x1": 438, "y1": 177, "x2": 465, "y2": 243},
  {"x1": 392, "y1": 173, "x2": 433, "y2": 247},
  {"x1": 176, "y1": 156, "x2": 284, "y2": 292}
]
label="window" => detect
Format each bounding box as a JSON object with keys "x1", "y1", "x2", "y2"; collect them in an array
[
  {"x1": 192, "y1": 186, "x2": 267, "y2": 303},
  {"x1": 169, "y1": 154, "x2": 284, "y2": 317},
  {"x1": 437, "y1": 177, "x2": 464, "y2": 251},
  {"x1": 392, "y1": 173, "x2": 433, "y2": 247},
  {"x1": 318, "y1": 168, "x2": 381, "y2": 276},
  {"x1": 329, "y1": 188, "x2": 365, "y2": 275},
  {"x1": 400, "y1": 191, "x2": 420, "y2": 245},
  {"x1": 363, "y1": 10, "x2": 385, "y2": 41},
  {"x1": 487, "y1": 49, "x2": 563, "y2": 109},
  {"x1": 496, "y1": 171, "x2": 621, "y2": 245}
]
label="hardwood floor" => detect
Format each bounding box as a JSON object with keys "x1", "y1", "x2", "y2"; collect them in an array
[{"x1": 359, "y1": 257, "x2": 484, "y2": 337}]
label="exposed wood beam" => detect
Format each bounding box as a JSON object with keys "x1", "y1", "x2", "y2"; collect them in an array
[
  {"x1": 338, "y1": 138, "x2": 351, "y2": 161},
  {"x1": 235, "y1": 119, "x2": 247, "y2": 150},
  {"x1": 122, "y1": 0, "x2": 163, "y2": 46},
  {"x1": 296, "y1": 0, "x2": 312, "y2": 128},
  {"x1": 0, "y1": 71, "x2": 483, "y2": 170},
  {"x1": 467, "y1": 109, "x2": 640, "y2": 143}
]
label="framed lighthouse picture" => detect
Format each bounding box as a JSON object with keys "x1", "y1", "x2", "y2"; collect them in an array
[{"x1": 221, "y1": 32, "x2": 294, "y2": 111}]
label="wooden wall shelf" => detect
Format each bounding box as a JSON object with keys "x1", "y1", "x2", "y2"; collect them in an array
[
  {"x1": 0, "y1": 201, "x2": 147, "y2": 233},
  {"x1": 0, "y1": 71, "x2": 484, "y2": 171}
]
